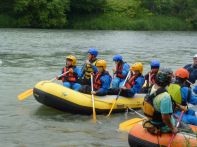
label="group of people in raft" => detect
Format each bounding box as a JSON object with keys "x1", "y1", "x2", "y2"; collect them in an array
[{"x1": 56, "y1": 48, "x2": 197, "y2": 134}]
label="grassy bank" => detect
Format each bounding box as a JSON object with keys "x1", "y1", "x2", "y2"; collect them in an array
[{"x1": 0, "y1": 13, "x2": 193, "y2": 30}]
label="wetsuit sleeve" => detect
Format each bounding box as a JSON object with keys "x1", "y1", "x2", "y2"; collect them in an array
[
  {"x1": 180, "y1": 87, "x2": 189, "y2": 105},
  {"x1": 91, "y1": 65, "x2": 98, "y2": 74},
  {"x1": 80, "y1": 63, "x2": 86, "y2": 75},
  {"x1": 74, "y1": 67, "x2": 82, "y2": 78},
  {"x1": 189, "y1": 95, "x2": 197, "y2": 105},
  {"x1": 185, "y1": 86, "x2": 197, "y2": 105},
  {"x1": 180, "y1": 87, "x2": 197, "y2": 105},
  {"x1": 183, "y1": 64, "x2": 192, "y2": 69},
  {"x1": 121, "y1": 63, "x2": 130, "y2": 77},
  {"x1": 97, "y1": 75, "x2": 111, "y2": 94},
  {"x1": 130, "y1": 76, "x2": 145, "y2": 95}
]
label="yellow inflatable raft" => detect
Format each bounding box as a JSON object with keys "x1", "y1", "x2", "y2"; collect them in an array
[{"x1": 33, "y1": 81, "x2": 144, "y2": 114}]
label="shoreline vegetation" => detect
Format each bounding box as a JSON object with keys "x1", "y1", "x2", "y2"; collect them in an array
[{"x1": 0, "y1": 0, "x2": 196, "y2": 30}]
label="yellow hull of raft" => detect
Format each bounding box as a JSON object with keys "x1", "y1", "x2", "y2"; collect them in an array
[{"x1": 33, "y1": 81, "x2": 144, "y2": 114}]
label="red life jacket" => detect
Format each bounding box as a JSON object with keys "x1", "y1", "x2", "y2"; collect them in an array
[
  {"x1": 93, "y1": 73, "x2": 102, "y2": 90},
  {"x1": 149, "y1": 72, "x2": 157, "y2": 85},
  {"x1": 61, "y1": 67, "x2": 77, "y2": 82},
  {"x1": 125, "y1": 75, "x2": 138, "y2": 89},
  {"x1": 116, "y1": 62, "x2": 125, "y2": 79},
  {"x1": 93, "y1": 71, "x2": 111, "y2": 90}
]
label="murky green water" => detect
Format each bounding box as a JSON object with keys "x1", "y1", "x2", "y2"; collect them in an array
[{"x1": 0, "y1": 29, "x2": 197, "y2": 147}]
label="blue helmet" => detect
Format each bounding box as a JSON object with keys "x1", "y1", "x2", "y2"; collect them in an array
[
  {"x1": 113, "y1": 55, "x2": 123, "y2": 62},
  {"x1": 88, "y1": 48, "x2": 98, "y2": 57},
  {"x1": 150, "y1": 60, "x2": 160, "y2": 68}
]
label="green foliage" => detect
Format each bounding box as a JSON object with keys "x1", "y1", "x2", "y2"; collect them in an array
[
  {"x1": 70, "y1": 0, "x2": 106, "y2": 14},
  {"x1": 0, "y1": 0, "x2": 15, "y2": 15},
  {"x1": 139, "y1": 0, "x2": 197, "y2": 29},
  {"x1": 14, "y1": 0, "x2": 70, "y2": 28},
  {"x1": 104, "y1": 0, "x2": 142, "y2": 18},
  {"x1": 70, "y1": 13, "x2": 191, "y2": 30},
  {"x1": 0, "y1": 0, "x2": 196, "y2": 30},
  {"x1": 0, "y1": 14, "x2": 16, "y2": 27},
  {"x1": 140, "y1": 0, "x2": 175, "y2": 15}
]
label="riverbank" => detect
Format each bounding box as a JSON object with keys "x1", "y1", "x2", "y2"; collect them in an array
[
  {"x1": 0, "y1": 14, "x2": 193, "y2": 31},
  {"x1": 69, "y1": 14, "x2": 192, "y2": 31}
]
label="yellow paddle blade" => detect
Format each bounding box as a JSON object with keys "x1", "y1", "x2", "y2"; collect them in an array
[
  {"x1": 17, "y1": 89, "x2": 33, "y2": 101},
  {"x1": 93, "y1": 108, "x2": 97, "y2": 123},
  {"x1": 107, "y1": 100, "x2": 117, "y2": 117},
  {"x1": 119, "y1": 118, "x2": 146, "y2": 132}
]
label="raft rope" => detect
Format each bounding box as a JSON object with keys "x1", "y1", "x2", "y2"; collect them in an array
[
  {"x1": 125, "y1": 107, "x2": 145, "y2": 118},
  {"x1": 124, "y1": 107, "x2": 130, "y2": 119}
]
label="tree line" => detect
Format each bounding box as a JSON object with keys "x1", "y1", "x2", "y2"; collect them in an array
[{"x1": 0, "y1": 0, "x2": 196, "y2": 29}]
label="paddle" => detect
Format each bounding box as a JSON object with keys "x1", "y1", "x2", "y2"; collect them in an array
[
  {"x1": 186, "y1": 80, "x2": 195, "y2": 87},
  {"x1": 119, "y1": 108, "x2": 146, "y2": 131},
  {"x1": 107, "y1": 71, "x2": 131, "y2": 117},
  {"x1": 127, "y1": 108, "x2": 145, "y2": 118},
  {"x1": 17, "y1": 71, "x2": 69, "y2": 101},
  {"x1": 167, "y1": 110, "x2": 184, "y2": 147},
  {"x1": 17, "y1": 88, "x2": 34, "y2": 101},
  {"x1": 119, "y1": 117, "x2": 146, "y2": 132},
  {"x1": 90, "y1": 74, "x2": 97, "y2": 122},
  {"x1": 148, "y1": 72, "x2": 151, "y2": 87}
]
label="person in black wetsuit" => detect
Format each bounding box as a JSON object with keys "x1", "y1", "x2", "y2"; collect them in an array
[{"x1": 184, "y1": 54, "x2": 197, "y2": 87}]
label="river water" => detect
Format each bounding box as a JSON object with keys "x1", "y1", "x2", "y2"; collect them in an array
[{"x1": 0, "y1": 29, "x2": 197, "y2": 147}]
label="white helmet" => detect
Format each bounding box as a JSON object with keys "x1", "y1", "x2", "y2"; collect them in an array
[{"x1": 194, "y1": 54, "x2": 197, "y2": 58}]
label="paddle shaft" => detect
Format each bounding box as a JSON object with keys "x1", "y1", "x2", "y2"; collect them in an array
[
  {"x1": 116, "y1": 71, "x2": 131, "y2": 101},
  {"x1": 128, "y1": 108, "x2": 145, "y2": 118},
  {"x1": 167, "y1": 111, "x2": 184, "y2": 147},
  {"x1": 186, "y1": 80, "x2": 195, "y2": 87},
  {"x1": 148, "y1": 72, "x2": 151, "y2": 87},
  {"x1": 107, "y1": 71, "x2": 131, "y2": 117},
  {"x1": 50, "y1": 71, "x2": 69, "y2": 82},
  {"x1": 91, "y1": 74, "x2": 97, "y2": 122}
]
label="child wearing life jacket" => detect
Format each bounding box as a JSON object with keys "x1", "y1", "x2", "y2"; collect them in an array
[
  {"x1": 168, "y1": 68, "x2": 197, "y2": 125},
  {"x1": 80, "y1": 48, "x2": 99, "y2": 86},
  {"x1": 79, "y1": 60, "x2": 112, "y2": 96},
  {"x1": 57, "y1": 55, "x2": 82, "y2": 91},
  {"x1": 111, "y1": 55, "x2": 130, "y2": 88},
  {"x1": 143, "y1": 69, "x2": 178, "y2": 134},
  {"x1": 108, "y1": 62, "x2": 145, "y2": 97},
  {"x1": 141, "y1": 60, "x2": 160, "y2": 93}
]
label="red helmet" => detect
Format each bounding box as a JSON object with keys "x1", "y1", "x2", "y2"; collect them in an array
[{"x1": 175, "y1": 68, "x2": 189, "y2": 79}]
